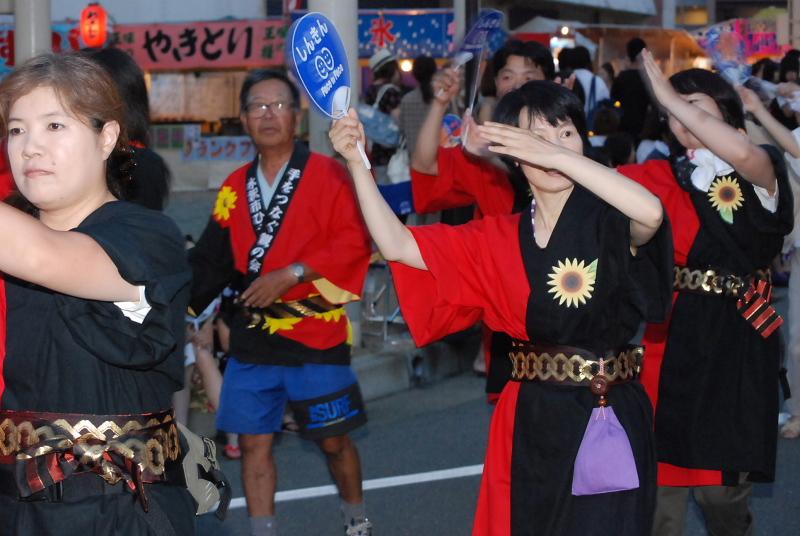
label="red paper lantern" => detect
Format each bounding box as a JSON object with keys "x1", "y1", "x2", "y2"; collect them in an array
[{"x1": 80, "y1": 3, "x2": 108, "y2": 48}]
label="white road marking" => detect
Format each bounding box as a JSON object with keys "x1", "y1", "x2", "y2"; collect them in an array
[{"x1": 227, "y1": 464, "x2": 484, "y2": 510}]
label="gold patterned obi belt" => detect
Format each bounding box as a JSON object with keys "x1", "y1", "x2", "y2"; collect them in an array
[
  {"x1": 508, "y1": 340, "x2": 643, "y2": 388},
  {"x1": 244, "y1": 295, "x2": 343, "y2": 330},
  {"x1": 673, "y1": 266, "x2": 771, "y2": 297},
  {"x1": 0, "y1": 409, "x2": 181, "y2": 510},
  {"x1": 673, "y1": 266, "x2": 781, "y2": 339}
]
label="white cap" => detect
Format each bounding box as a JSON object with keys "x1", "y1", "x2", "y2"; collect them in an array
[{"x1": 369, "y1": 49, "x2": 396, "y2": 72}]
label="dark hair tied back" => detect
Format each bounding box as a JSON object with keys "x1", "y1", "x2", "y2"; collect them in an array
[{"x1": 108, "y1": 145, "x2": 137, "y2": 198}]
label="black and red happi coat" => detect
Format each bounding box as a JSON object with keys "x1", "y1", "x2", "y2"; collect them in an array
[
  {"x1": 391, "y1": 185, "x2": 673, "y2": 535},
  {"x1": 620, "y1": 153, "x2": 792, "y2": 486},
  {"x1": 189, "y1": 147, "x2": 372, "y2": 366}
]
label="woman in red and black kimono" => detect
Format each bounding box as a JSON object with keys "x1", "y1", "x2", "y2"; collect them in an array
[
  {"x1": 330, "y1": 81, "x2": 673, "y2": 535},
  {"x1": 619, "y1": 52, "x2": 793, "y2": 534}
]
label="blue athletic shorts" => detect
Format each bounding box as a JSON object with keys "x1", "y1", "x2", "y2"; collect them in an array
[{"x1": 216, "y1": 358, "x2": 367, "y2": 439}]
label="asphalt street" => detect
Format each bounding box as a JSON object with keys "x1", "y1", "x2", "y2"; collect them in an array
[{"x1": 194, "y1": 371, "x2": 800, "y2": 536}]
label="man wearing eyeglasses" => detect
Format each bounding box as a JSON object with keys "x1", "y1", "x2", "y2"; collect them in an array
[{"x1": 189, "y1": 70, "x2": 373, "y2": 536}]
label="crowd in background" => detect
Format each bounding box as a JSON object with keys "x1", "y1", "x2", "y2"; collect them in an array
[{"x1": 1, "y1": 29, "x2": 800, "y2": 536}]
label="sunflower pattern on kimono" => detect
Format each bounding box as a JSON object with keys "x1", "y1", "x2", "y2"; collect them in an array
[
  {"x1": 707, "y1": 175, "x2": 744, "y2": 224},
  {"x1": 547, "y1": 258, "x2": 598, "y2": 308}
]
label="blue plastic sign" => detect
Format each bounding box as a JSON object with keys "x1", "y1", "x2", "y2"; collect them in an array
[
  {"x1": 458, "y1": 9, "x2": 504, "y2": 55},
  {"x1": 288, "y1": 12, "x2": 351, "y2": 119}
]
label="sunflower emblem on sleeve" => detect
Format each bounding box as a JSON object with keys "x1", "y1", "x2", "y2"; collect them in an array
[
  {"x1": 213, "y1": 186, "x2": 238, "y2": 222},
  {"x1": 707, "y1": 175, "x2": 744, "y2": 224},
  {"x1": 547, "y1": 258, "x2": 598, "y2": 308}
]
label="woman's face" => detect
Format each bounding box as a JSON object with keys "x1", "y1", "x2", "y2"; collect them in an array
[
  {"x1": 518, "y1": 108, "x2": 583, "y2": 192},
  {"x1": 667, "y1": 91, "x2": 724, "y2": 150},
  {"x1": 6, "y1": 85, "x2": 118, "y2": 212}
]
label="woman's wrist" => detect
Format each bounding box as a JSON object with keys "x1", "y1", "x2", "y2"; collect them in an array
[
  {"x1": 542, "y1": 150, "x2": 577, "y2": 175},
  {"x1": 750, "y1": 105, "x2": 769, "y2": 120},
  {"x1": 431, "y1": 99, "x2": 450, "y2": 112},
  {"x1": 346, "y1": 159, "x2": 370, "y2": 175}
]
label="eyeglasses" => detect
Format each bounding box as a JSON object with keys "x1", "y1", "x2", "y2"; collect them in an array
[{"x1": 245, "y1": 101, "x2": 292, "y2": 118}]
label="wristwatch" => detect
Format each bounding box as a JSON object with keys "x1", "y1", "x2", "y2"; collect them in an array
[{"x1": 290, "y1": 263, "x2": 306, "y2": 283}]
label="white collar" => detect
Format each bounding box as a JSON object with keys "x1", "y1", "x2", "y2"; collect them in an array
[{"x1": 687, "y1": 148, "x2": 734, "y2": 192}]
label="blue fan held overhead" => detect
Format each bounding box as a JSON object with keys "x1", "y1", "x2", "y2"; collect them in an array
[
  {"x1": 288, "y1": 12, "x2": 370, "y2": 169},
  {"x1": 701, "y1": 25, "x2": 777, "y2": 103},
  {"x1": 452, "y1": 9, "x2": 504, "y2": 147}
]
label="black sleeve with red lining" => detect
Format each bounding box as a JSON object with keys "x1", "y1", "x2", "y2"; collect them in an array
[{"x1": 188, "y1": 216, "x2": 237, "y2": 316}]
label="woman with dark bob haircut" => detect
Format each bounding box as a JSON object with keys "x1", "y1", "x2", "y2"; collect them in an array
[
  {"x1": 0, "y1": 53, "x2": 195, "y2": 534},
  {"x1": 84, "y1": 47, "x2": 172, "y2": 211},
  {"x1": 621, "y1": 51, "x2": 792, "y2": 535},
  {"x1": 330, "y1": 80, "x2": 673, "y2": 534}
]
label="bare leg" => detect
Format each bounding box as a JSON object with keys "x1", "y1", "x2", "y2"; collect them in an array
[
  {"x1": 173, "y1": 363, "x2": 193, "y2": 425},
  {"x1": 194, "y1": 343, "x2": 223, "y2": 410},
  {"x1": 317, "y1": 434, "x2": 363, "y2": 503},
  {"x1": 216, "y1": 317, "x2": 231, "y2": 353},
  {"x1": 240, "y1": 433, "x2": 277, "y2": 516}
]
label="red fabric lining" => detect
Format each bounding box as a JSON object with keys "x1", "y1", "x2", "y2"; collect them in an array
[
  {"x1": 411, "y1": 146, "x2": 514, "y2": 218},
  {"x1": 0, "y1": 278, "x2": 5, "y2": 406},
  {"x1": 389, "y1": 216, "x2": 530, "y2": 347},
  {"x1": 0, "y1": 138, "x2": 12, "y2": 201},
  {"x1": 473, "y1": 381, "x2": 520, "y2": 535}
]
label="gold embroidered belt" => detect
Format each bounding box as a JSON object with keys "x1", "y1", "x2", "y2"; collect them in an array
[
  {"x1": 673, "y1": 266, "x2": 782, "y2": 338},
  {"x1": 0, "y1": 409, "x2": 182, "y2": 511},
  {"x1": 508, "y1": 340, "x2": 643, "y2": 386},
  {"x1": 672, "y1": 266, "x2": 771, "y2": 297}
]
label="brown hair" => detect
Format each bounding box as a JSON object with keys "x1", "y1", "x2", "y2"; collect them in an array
[{"x1": 0, "y1": 53, "x2": 135, "y2": 210}]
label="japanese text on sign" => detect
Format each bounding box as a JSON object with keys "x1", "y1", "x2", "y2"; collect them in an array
[{"x1": 116, "y1": 19, "x2": 287, "y2": 70}]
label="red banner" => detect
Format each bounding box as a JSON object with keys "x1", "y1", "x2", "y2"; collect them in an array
[
  {"x1": 1, "y1": 22, "x2": 83, "y2": 74},
  {"x1": 115, "y1": 19, "x2": 288, "y2": 71}
]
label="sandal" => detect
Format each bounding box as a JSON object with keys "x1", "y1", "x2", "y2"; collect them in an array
[
  {"x1": 223, "y1": 444, "x2": 242, "y2": 459},
  {"x1": 780, "y1": 416, "x2": 800, "y2": 439}
]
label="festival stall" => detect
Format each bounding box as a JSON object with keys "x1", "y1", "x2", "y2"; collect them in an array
[
  {"x1": 0, "y1": 18, "x2": 94, "y2": 75},
  {"x1": 2, "y1": 7, "x2": 507, "y2": 191},
  {"x1": 513, "y1": 16, "x2": 706, "y2": 75},
  {"x1": 114, "y1": 18, "x2": 289, "y2": 190},
  {"x1": 692, "y1": 15, "x2": 789, "y2": 66},
  {"x1": 579, "y1": 26, "x2": 706, "y2": 75},
  {"x1": 122, "y1": 9, "x2": 506, "y2": 190}
]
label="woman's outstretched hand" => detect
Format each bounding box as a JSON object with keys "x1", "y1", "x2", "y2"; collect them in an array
[
  {"x1": 329, "y1": 108, "x2": 367, "y2": 167},
  {"x1": 639, "y1": 49, "x2": 679, "y2": 110},
  {"x1": 736, "y1": 85, "x2": 766, "y2": 115},
  {"x1": 477, "y1": 121, "x2": 571, "y2": 171}
]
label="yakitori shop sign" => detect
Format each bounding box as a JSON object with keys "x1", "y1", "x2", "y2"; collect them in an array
[{"x1": 115, "y1": 19, "x2": 288, "y2": 70}]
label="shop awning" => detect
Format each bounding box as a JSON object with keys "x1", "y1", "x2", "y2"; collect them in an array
[{"x1": 551, "y1": 0, "x2": 656, "y2": 16}]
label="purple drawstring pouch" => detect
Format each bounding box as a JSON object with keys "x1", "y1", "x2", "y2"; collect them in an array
[{"x1": 571, "y1": 406, "x2": 639, "y2": 496}]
